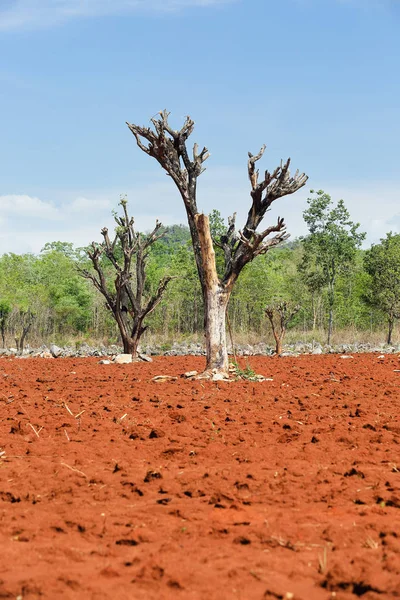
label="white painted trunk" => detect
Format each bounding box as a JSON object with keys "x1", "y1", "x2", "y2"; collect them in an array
[
  {"x1": 194, "y1": 213, "x2": 231, "y2": 376},
  {"x1": 204, "y1": 284, "x2": 230, "y2": 374}
]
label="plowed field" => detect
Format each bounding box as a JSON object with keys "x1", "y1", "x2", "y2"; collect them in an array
[{"x1": 0, "y1": 354, "x2": 399, "y2": 599}]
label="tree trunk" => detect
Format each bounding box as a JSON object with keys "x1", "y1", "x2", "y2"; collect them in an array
[
  {"x1": 1, "y1": 322, "x2": 5, "y2": 348},
  {"x1": 204, "y1": 284, "x2": 230, "y2": 374},
  {"x1": 311, "y1": 294, "x2": 317, "y2": 331},
  {"x1": 387, "y1": 316, "x2": 394, "y2": 345},
  {"x1": 195, "y1": 213, "x2": 230, "y2": 376},
  {"x1": 327, "y1": 282, "x2": 335, "y2": 346},
  {"x1": 19, "y1": 324, "x2": 31, "y2": 354},
  {"x1": 327, "y1": 307, "x2": 333, "y2": 346},
  {"x1": 275, "y1": 337, "x2": 283, "y2": 356},
  {"x1": 122, "y1": 336, "x2": 139, "y2": 356},
  {"x1": 120, "y1": 316, "x2": 145, "y2": 357}
]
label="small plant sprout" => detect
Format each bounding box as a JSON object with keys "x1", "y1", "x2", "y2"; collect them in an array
[{"x1": 231, "y1": 361, "x2": 265, "y2": 382}]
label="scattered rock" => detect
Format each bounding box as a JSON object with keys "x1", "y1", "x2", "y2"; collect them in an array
[
  {"x1": 212, "y1": 373, "x2": 230, "y2": 381},
  {"x1": 139, "y1": 354, "x2": 153, "y2": 363},
  {"x1": 2, "y1": 341, "x2": 400, "y2": 359},
  {"x1": 113, "y1": 354, "x2": 133, "y2": 364},
  {"x1": 151, "y1": 375, "x2": 178, "y2": 383},
  {"x1": 50, "y1": 344, "x2": 63, "y2": 358},
  {"x1": 183, "y1": 371, "x2": 198, "y2": 378},
  {"x1": 99, "y1": 360, "x2": 111, "y2": 365},
  {"x1": 340, "y1": 355, "x2": 354, "y2": 359}
]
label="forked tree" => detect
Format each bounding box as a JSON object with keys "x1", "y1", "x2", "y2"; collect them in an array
[
  {"x1": 265, "y1": 301, "x2": 301, "y2": 356},
  {"x1": 127, "y1": 111, "x2": 308, "y2": 376},
  {"x1": 80, "y1": 199, "x2": 172, "y2": 356}
]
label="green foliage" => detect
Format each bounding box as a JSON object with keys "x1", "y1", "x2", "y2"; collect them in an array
[
  {"x1": 364, "y1": 232, "x2": 400, "y2": 342},
  {"x1": 0, "y1": 300, "x2": 11, "y2": 319},
  {"x1": 229, "y1": 244, "x2": 305, "y2": 333},
  {"x1": 302, "y1": 190, "x2": 365, "y2": 283},
  {"x1": 300, "y1": 190, "x2": 366, "y2": 342},
  {"x1": 0, "y1": 212, "x2": 398, "y2": 346},
  {"x1": 364, "y1": 233, "x2": 400, "y2": 314}
]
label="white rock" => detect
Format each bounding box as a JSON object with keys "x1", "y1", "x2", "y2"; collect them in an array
[
  {"x1": 212, "y1": 373, "x2": 229, "y2": 381},
  {"x1": 99, "y1": 359, "x2": 111, "y2": 365},
  {"x1": 50, "y1": 344, "x2": 63, "y2": 358},
  {"x1": 183, "y1": 371, "x2": 198, "y2": 378},
  {"x1": 113, "y1": 354, "x2": 133, "y2": 364},
  {"x1": 139, "y1": 354, "x2": 153, "y2": 363},
  {"x1": 340, "y1": 355, "x2": 354, "y2": 359}
]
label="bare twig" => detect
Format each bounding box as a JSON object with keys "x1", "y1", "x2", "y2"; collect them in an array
[
  {"x1": 64, "y1": 403, "x2": 74, "y2": 416},
  {"x1": 60, "y1": 462, "x2": 88, "y2": 479},
  {"x1": 28, "y1": 423, "x2": 40, "y2": 438}
]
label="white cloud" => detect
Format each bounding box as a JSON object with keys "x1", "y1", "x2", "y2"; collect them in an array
[
  {"x1": 267, "y1": 181, "x2": 400, "y2": 247},
  {"x1": 0, "y1": 193, "x2": 114, "y2": 254},
  {"x1": 0, "y1": 0, "x2": 235, "y2": 31},
  {"x1": 0, "y1": 174, "x2": 398, "y2": 255},
  {"x1": 68, "y1": 196, "x2": 112, "y2": 213},
  {"x1": 0, "y1": 194, "x2": 60, "y2": 220}
]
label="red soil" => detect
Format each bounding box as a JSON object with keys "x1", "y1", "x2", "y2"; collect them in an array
[{"x1": 0, "y1": 354, "x2": 399, "y2": 600}]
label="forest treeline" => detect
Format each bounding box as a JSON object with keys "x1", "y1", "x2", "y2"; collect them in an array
[{"x1": 1, "y1": 191, "x2": 399, "y2": 349}]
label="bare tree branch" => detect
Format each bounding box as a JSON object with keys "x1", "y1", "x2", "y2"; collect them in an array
[
  {"x1": 144, "y1": 275, "x2": 176, "y2": 317},
  {"x1": 221, "y1": 148, "x2": 308, "y2": 285}
]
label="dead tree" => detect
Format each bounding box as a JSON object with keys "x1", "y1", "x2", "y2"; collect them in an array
[
  {"x1": 265, "y1": 301, "x2": 301, "y2": 356},
  {"x1": 79, "y1": 198, "x2": 173, "y2": 356},
  {"x1": 127, "y1": 111, "x2": 308, "y2": 376}
]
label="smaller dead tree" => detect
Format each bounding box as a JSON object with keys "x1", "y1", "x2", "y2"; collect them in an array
[
  {"x1": 80, "y1": 199, "x2": 173, "y2": 356},
  {"x1": 265, "y1": 301, "x2": 300, "y2": 356}
]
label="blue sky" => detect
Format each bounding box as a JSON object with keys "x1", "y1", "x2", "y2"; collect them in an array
[{"x1": 0, "y1": 0, "x2": 399, "y2": 253}]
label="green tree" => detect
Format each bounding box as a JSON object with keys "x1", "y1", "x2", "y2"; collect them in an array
[
  {"x1": 364, "y1": 232, "x2": 400, "y2": 345},
  {"x1": 301, "y1": 190, "x2": 365, "y2": 344},
  {"x1": 39, "y1": 244, "x2": 93, "y2": 334}
]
